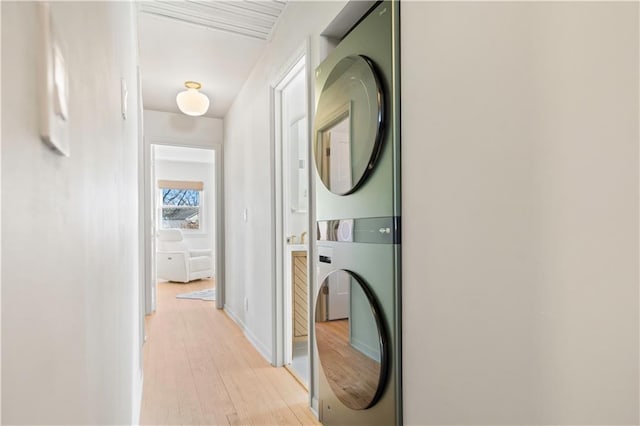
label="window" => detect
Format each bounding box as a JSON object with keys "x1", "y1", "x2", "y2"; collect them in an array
[{"x1": 158, "y1": 180, "x2": 203, "y2": 230}]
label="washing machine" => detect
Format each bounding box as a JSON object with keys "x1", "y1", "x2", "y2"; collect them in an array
[{"x1": 312, "y1": 2, "x2": 401, "y2": 425}]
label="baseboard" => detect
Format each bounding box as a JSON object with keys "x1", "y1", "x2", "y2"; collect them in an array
[
  {"x1": 350, "y1": 337, "x2": 381, "y2": 362},
  {"x1": 224, "y1": 303, "x2": 244, "y2": 328},
  {"x1": 223, "y1": 304, "x2": 272, "y2": 363},
  {"x1": 243, "y1": 323, "x2": 272, "y2": 363},
  {"x1": 132, "y1": 369, "x2": 143, "y2": 425},
  {"x1": 311, "y1": 396, "x2": 319, "y2": 416}
]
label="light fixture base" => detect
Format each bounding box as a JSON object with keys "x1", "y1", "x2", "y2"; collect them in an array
[{"x1": 184, "y1": 81, "x2": 201, "y2": 90}]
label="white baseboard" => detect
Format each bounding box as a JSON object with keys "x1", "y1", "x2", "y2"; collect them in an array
[
  {"x1": 243, "y1": 323, "x2": 272, "y2": 363},
  {"x1": 132, "y1": 370, "x2": 143, "y2": 425},
  {"x1": 224, "y1": 303, "x2": 244, "y2": 327},
  {"x1": 224, "y1": 304, "x2": 272, "y2": 363},
  {"x1": 351, "y1": 337, "x2": 381, "y2": 363}
]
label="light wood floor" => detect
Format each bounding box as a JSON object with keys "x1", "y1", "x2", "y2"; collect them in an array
[
  {"x1": 315, "y1": 319, "x2": 379, "y2": 410},
  {"x1": 140, "y1": 280, "x2": 319, "y2": 425}
]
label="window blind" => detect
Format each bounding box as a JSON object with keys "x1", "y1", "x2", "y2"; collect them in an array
[{"x1": 157, "y1": 180, "x2": 203, "y2": 191}]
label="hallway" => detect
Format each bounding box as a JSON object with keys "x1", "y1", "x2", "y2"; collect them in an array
[{"x1": 140, "y1": 280, "x2": 318, "y2": 425}]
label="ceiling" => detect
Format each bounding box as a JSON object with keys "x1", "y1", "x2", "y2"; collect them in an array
[{"x1": 138, "y1": 1, "x2": 287, "y2": 118}]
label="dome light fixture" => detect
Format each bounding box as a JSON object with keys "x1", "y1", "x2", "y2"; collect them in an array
[{"x1": 176, "y1": 81, "x2": 210, "y2": 116}]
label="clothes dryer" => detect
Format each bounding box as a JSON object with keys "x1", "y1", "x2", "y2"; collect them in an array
[{"x1": 312, "y1": 2, "x2": 401, "y2": 425}]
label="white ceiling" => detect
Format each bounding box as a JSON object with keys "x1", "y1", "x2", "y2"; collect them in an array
[
  {"x1": 140, "y1": 1, "x2": 287, "y2": 41},
  {"x1": 138, "y1": 1, "x2": 287, "y2": 118}
]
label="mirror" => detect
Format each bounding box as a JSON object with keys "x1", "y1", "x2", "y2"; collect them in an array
[
  {"x1": 313, "y1": 55, "x2": 384, "y2": 195},
  {"x1": 315, "y1": 269, "x2": 388, "y2": 410}
]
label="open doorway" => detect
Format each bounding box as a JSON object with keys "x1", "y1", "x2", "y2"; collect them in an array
[
  {"x1": 150, "y1": 144, "x2": 217, "y2": 310},
  {"x1": 273, "y1": 53, "x2": 310, "y2": 388}
]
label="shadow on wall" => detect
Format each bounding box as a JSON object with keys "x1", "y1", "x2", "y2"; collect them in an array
[{"x1": 168, "y1": 113, "x2": 201, "y2": 132}]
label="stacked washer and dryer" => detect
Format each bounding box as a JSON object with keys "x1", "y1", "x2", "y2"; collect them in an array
[{"x1": 311, "y1": 2, "x2": 401, "y2": 425}]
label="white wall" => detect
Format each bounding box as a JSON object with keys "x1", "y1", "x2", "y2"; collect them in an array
[
  {"x1": 223, "y1": 1, "x2": 346, "y2": 360},
  {"x1": 2, "y1": 2, "x2": 141, "y2": 424},
  {"x1": 402, "y1": 2, "x2": 639, "y2": 425},
  {"x1": 155, "y1": 158, "x2": 216, "y2": 252},
  {"x1": 144, "y1": 109, "x2": 223, "y2": 147}
]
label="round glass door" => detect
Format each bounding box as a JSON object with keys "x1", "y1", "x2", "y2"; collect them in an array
[
  {"x1": 313, "y1": 55, "x2": 384, "y2": 195},
  {"x1": 315, "y1": 269, "x2": 388, "y2": 410}
]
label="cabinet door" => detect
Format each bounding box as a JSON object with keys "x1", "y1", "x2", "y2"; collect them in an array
[{"x1": 292, "y1": 251, "x2": 308, "y2": 338}]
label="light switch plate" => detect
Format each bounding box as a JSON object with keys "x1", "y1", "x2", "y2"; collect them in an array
[
  {"x1": 120, "y1": 78, "x2": 128, "y2": 120},
  {"x1": 39, "y1": 2, "x2": 70, "y2": 156}
]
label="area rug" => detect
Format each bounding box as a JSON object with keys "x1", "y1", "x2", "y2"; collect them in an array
[{"x1": 176, "y1": 288, "x2": 216, "y2": 301}]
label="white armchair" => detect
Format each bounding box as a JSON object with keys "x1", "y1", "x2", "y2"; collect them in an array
[{"x1": 156, "y1": 229, "x2": 213, "y2": 283}]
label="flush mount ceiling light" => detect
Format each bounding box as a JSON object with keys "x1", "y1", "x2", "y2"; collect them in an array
[{"x1": 176, "y1": 81, "x2": 210, "y2": 116}]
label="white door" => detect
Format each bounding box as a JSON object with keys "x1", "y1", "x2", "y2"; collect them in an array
[
  {"x1": 277, "y1": 56, "x2": 309, "y2": 370},
  {"x1": 149, "y1": 145, "x2": 157, "y2": 311},
  {"x1": 327, "y1": 272, "x2": 350, "y2": 320},
  {"x1": 328, "y1": 118, "x2": 352, "y2": 194}
]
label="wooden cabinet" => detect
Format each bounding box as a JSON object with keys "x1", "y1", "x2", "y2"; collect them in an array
[{"x1": 292, "y1": 251, "x2": 308, "y2": 340}]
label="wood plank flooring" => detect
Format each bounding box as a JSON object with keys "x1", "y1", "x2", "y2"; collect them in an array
[
  {"x1": 140, "y1": 280, "x2": 319, "y2": 425},
  {"x1": 315, "y1": 319, "x2": 379, "y2": 410}
]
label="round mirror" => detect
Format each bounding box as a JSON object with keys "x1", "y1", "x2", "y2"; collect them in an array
[
  {"x1": 315, "y1": 269, "x2": 388, "y2": 410},
  {"x1": 313, "y1": 55, "x2": 384, "y2": 195}
]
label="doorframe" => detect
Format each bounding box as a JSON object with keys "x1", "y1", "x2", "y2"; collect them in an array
[
  {"x1": 270, "y1": 41, "x2": 312, "y2": 372},
  {"x1": 142, "y1": 136, "x2": 225, "y2": 312}
]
